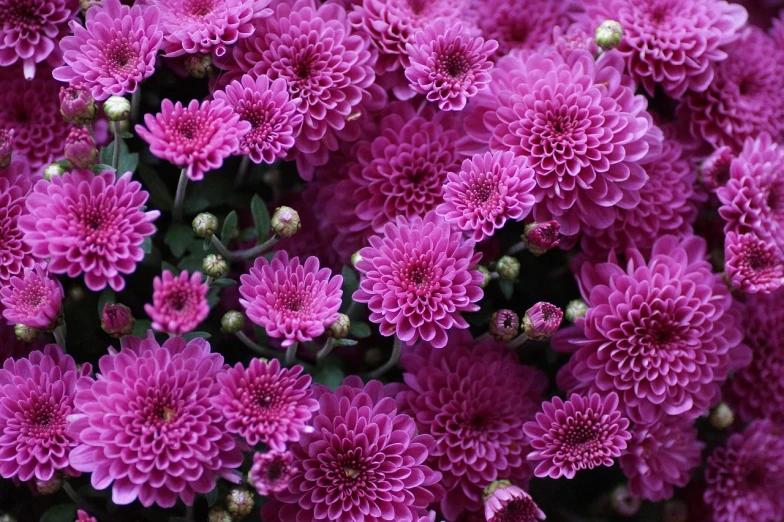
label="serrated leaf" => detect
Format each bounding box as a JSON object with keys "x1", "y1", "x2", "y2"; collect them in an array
[
  {"x1": 100, "y1": 139, "x2": 139, "y2": 174},
  {"x1": 164, "y1": 223, "x2": 193, "y2": 258},
  {"x1": 131, "y1": 318, "x2": 152, "y2": 337},
  {"x1": 212, "y1": 277, "x2": 237, "y2": 288},
  {"x1": 348, "y1": 321, "x2": 371, "y2": 339},
  {"x1": 142, "y1": 236, "x2": 153, "y2": 254},
  {"x1": 97, "y1": 288, "x2": 116, "y2": 317},
  {"x1": 40, "y1": 504, "x2": 77, "y2": 522},
  {"x1": 341, "y1": 265, "x2": 359, "y2": 293},
  {"x1": 251, "y1": 194, "x2": 271, "y2": 243},
  {"x1": 221, "y1": 211, "x2": 238, "y2": 244},
  {"x1": 183, "y1": 331, "x2": 211, "y2": 340},
  {"x1": 137, "y1": 165, "x2": 174, "y2": 211},
  {"x1": 335, "y1": 338, "x2": 358, "y2": 346},
  {"x1": 498, "y1": 280, "x2": 514, "y2": 300}
]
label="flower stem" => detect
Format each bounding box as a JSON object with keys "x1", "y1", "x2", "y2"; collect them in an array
[
  {"x1": 235, "y1": 331, "x2": 280, "y2": 359},
  {"x1": 507, "y1": 332, "x2": 529, "y2": 349},
  {"x1": 210, "y1": 233, "x2": 279, "y2": 261},
  {"x1": 172, "y1": 168, "x2": 189, "y2": 223},
  {"x1": 365, "y1": 336, "x2": 402, "y2": 380},
  {"x1": 85, "y1": 122, "x2": 96, "y2": 142},
  {"x1": 507, "y1": 240, "x2": 527, "y2": 255},
  {"x1": 284, "y1": 342, "x2": 298, "y2": 366},
  {"x1": 316, "y1": 337, "x2": 335, "y2": 363},
  {"x1": 63, "y1": 480, "x2": 108, "y2": 520},
  {"x1": 185, "y1": 505, "x2": 194, "y2": 521},
  {"x1": 53, "y1": 324, "x2": 67, "y2": 352},
  {"x1": 235, "y1": 156, "x2": 251, "y2": 188},
  {"x1": 111, "y1": 122, "x2": 122, "y2": 171},
  {"x1": 130, "y1": 88, "x2": 142, "y2": 123}
]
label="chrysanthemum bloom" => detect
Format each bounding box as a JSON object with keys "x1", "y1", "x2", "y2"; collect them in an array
[
  {"x1": 144, "y1": 270, "x2": 209, "y2": 335},
  {"x1": 682, "y1": 27, "x2": 784, "y2": 150},
  {"x1": 0, "y1": 0, "x2": 79, "y2": 79},
  {"x1": 558, "y1": 235, "x2": 749, "y2": 423},
  {"x1": 59, "y1": 86, "x2": 96, "y2": 126},
  {"x1": 398, "y1": 334, "x2": 547, "y2": 519},
  {"x1": 405, "y1": 20, "x2": 497, "y2": 111},
  {"x1": 213, "y1": 358, "x2": 318, "y2": 450},
  {"x1": 68, "y1": 334, "x2": 245, "y2": 508},
  {"x1": 270, "y1": 377, "x2": 442, "y2": 522},
  {"x1": 249, "y1": 451, "x2": 295, "y2": 496},
  {"x1": 136, "y1": 99, "x2": 250, "y2": 181},
  {"x1": 490, "y1": 309, "x2": 520, "y2": 341},
  {"x1": 53, "y1": 0, "x2": 163, "y2": 101},
  {"x1": 0, "y1": 178, "x2": 36, "y2": 284},
  {"x1": 484, "y1": 481, "x2": 546, "y2": 522},
  {"x1": 586, "y1": 0, "x2": 747, "y2": 98},
  {"x1": 523, "y1": 393, "x2": 631, "y2": 479},
  {"x1": 724, "y1": 232, "x2": 784, "y2": 294},
  {"x1": 232, "y1": 0, "x2": 384, "y2": 178},
  {"x1": 468, "y1": 49, "x2": 660, "y2": 237},
  {"x1": 522, "y1": 302, "x2": 562, "y2": 341},
  {"x1": 700, "y1": 145, "x2": 734, "y2": 190},
  {"x1": 213, "y1": 74, "x2": 302, "y2": 164},
  {"x1": 704, "y1": 419, "x2": 784, "y2": 522},
  {"x1": 101, "y1": 303, "x2": 134, "y2": 338},
  {"x1": 239, "y1": 251, "x2": 342, "y2": 348},
  {"x1": 619, "y1": 419, "x2": 704, "y2": 501},
  {"x1": 19, "y1": 169, "x2": 159, "y2": 292},
  {"x1": 437, "y1": 151, "x2": 536, "y2": 242},
  {"x1": 0, "y1": 264, "x2": 63, "y2": 330},
  {"x1": 0, "y1": 345, "x2": 92, "y2": 482},
  {"x1": 76, "y1": 510, "x2": 97, "y2": 522},
  {"x1": 354, "y1": 213, "x2": 484, "y2": 348}
]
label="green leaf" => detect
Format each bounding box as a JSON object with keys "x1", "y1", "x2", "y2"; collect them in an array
[
  {"x1": 498, "y1": 280, "x2": 514, "y2": 300},
  {"x1": 132, "y1": 319, "x2": 152, "y2": 337},
  {"x1": 92, "y1": 163, "x2": 115, "y2": 173},
  {"x1": 137, "y1": 165, "x2": 174, "y2": 211},
  {"x1": 183, "y1": 331, "x2": 211, "y2": 340},
  {"x1": 177, "y1": 253, "x2": 205, "y2": 273},
  {"x1": 40, "y1": 504, "x2": 77, "y2": 522},
  {"x1": 165, "y1": 223, "x2": 194, "y2": 258},
  {"x1": 348, "y1": 321, "x2": 371, "y2": 339},
  {"x1": 221, "y1": 211, "x2": 238, "y2": 244},
  {"x1": 205, "y1": 486, "x2": 219, "y2": 507},
  {"x1": 341, "y1": 265, "x2": 359, "y2": 293},
  {"x1": 162, "y1": 261, "x2": 178, "y2": 273},
  {"x1": 142, "y1": 236, "x2": 153, "y2": 254},
  {"x1": 212, "y1": 277, "x2": 237, "y2": 288},
  {"x1": 251, "y1": 194, "x2": 271, "y2": 243},
  {"x1": 312, "y1": 364, "x2": 345, "y2": 390},
  {"x1": 334, "y1": 338, "x2": 358, "y2": 346},
  {"x1": 118, "y1": 130, "x2": 134, "y2": 139},
  {"x1": 100, "y1": 139, "x2": 139, "y2": 174},
  {"x1": 97, "y1": 288, "x2": 116, "y2": 317}
]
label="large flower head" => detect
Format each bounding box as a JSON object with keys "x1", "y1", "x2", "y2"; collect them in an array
[
  {"x1": 68, "y1": 334, "x2": 244, "y2": 508},
  {"x1": 398, "y1": 334, "x2": 547, "y2": 519},
  {"x1": 136, "y1": 98, "x2": 250, "y2": 181},
  {"x1": 353, "y1": 212, "x2": 484, "y2": 348},
  {"x1": 53, "y1": 0, "x2": 163, "y2": 101},
  {"x1": 144, "y1": 270, "x2": 209, "y2": 336},
  {"x1": 1, "y1": 263, "x2": 63, "y2": 330},
  {"x1": 239, "y1": 251, "x2": 343, "y2": 348},
  {"x1": 19, "y1": 170, "x2": 159, "y2": 292},
  {"x1": 0, "y1": 345, "x2": 92, "y2": 482},
  {"x1": 268, "y1": 377, "x2": 442, "y2": 522},
  {"x1": 558, "y1": 235, "x2": 748, "y2": 423},
  {"x1": 0, "y1": 178, "x2": 36, "y2": 284}
]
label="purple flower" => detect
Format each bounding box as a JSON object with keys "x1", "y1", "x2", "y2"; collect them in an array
[
  {"x1": 76, "y1": 510, "x2": 97, "y2": 522},
  {"x1": 1, "y1": 264, "x2": 63, "y2": 330},
  {"x1": 0, "y1": 178, "x2": 36, "y2": 284},
  {"x1": 523, "y1": 393, "x2": 631, "y2": 479},
  {"x1": 522, "y1": 302, "x2": 563, "y2": 341},
  {"x1": 101, "y1": 303, "x2": 134, "y2": 338},
  {"x1": 724, "y1": 232, "x2": 784, "y2": 294},
  {"x1": 484, "y1": 481, "x2": 546, "y2": 522},
  {"x1": 353, "y1": 212, "x2": 484, "y2": 348},
  {"x1": 213, "y1": 358, "x2": 318, "y2": 450},
  {"x1": 239, "y1": 251, "x2": 343, "y2": 348},
  {"x1": 19, "y1": 170, "x2": 160, "y2": 292},
  {"x1": 490, "y1": 309, "x2": 520, "y2": 341},
  {"x1": 700, "y1": 146, "x2": 734, "y2": 191},
  {"x1": 53, "y1": 0, "x2": 163, "y2": 100},
  {"x1": 522, "y1": 221, "x2": 561, "y2": 256},
  {"x1": 59, "y1": 86, "x2": 96, "y2": 126},
  {"x1": 0, "y1": 128, "x2": 12, "y2": 169},
  {"x1": 68, "y1": 334, "x2": 244, "y2": 508},
  {"x1": 249, "y1": 450, "x2": 295, "y2": 496},
  {"x1": 136, "y1": 99, "x2": 250, "y2": 181},
  {"x1": 64, "y1": 127, "x2": 98, "y2": 169},
  {"x1": 144, "y1": 270, "x2": 209, "y2": 336}
]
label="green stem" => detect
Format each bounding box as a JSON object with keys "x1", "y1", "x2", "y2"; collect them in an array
[
  {"x1": 172, "y1": 168, "x2": 188, "y2": 223},
  {"x1": 284, "y1": 342, "x2": 298, "y2": 366},
  {"x1": 235, "y1": 156, "x2": 251, "y2": 188},
  {"x1": 507, "y1": 240, "x2": 527, "y2": 255},
  {"x1": 316, "y1": 337, "x2": 335, "y2": 363},
  {"x1": 53, "y1": 324, "x2": 67, "y2": 352},
  {"x1": 236, "y1": 331, "x2": 280, "y2": 359},
  {"x1": 63, "y1": 481, "x2": 108, "y2": 520},
  {"x1": 130, "y1": 88, "x2": 142, "y2": 123},
  {"x1": 85, "y1": 122, "x2": 96, "y2": 143},
  {"x1": 210, "y1": 234, "x2": 279, "y2": 261},
  {"x1": 111, "y1": 122, "x2": 121, "y2": 171},
  {"x1": 365, "y1": 336, "x2": 402, "y2": 380},
  {"x1": 507, "y1": 332, "x2": 530, "y2": 349}
]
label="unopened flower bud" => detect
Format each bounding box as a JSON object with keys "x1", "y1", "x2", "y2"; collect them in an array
[
  {"x1": 523, "y1": 221, "x2": 560, "y2": 256},
  {"x1": 64, "y1": 127, "x2": 98, "y2": 169},
  {"x1": 483, "y1": 480, "x2": 545, "y2": 522},
  {"x1": 0, "y1": 128, "x2": 14, "y2": 169},
  {"x1": 489, "y1": 310, "x2": 520, "y2": 341},
  {"x1": 101, "y1": 303, "x2": 135, "y2": 338},
  {"x1": 103, "y1": 95, "x2": 131, "y2": 122},
  {"x1": 662, "y1": 500, "x2": 688, "y2": 522},
  {"x1": 226, "y1": 488, "x2": 254, "y2": 519},
  {"x1": 184, "y1": 53, "x2": 215, "y2": 79},
  {"x1": 221, "y1": 311, "x2": 246, "y2": 334},
  {"x1": 565, "y1": 299, "x2": 588, "y2": 322},
  {"x1": 329, "y1": 314, "x2": 350, "y2": 339},
  {"x1": 271, "y1": 206, "x2": 301, "y2": 238},
  {"x1": 610, "y1": 484, "x2": 641, "y2": 517},
  {"x1": 710, "y1": 402, "x2": 734, "y2": 430},
  {"x1": 699, "y1": 146, "x2": 734, "y2": 190},
  {"x1": 14, "y1": 324, "x2": 39, "y2": 343},
  {"x1": 203, "y1": 254, "x2": 228, "y2": 279},
  {"x1": 595, "y1": 20, "x2": 623, "y2": 51},
  {"x1": 35, "y1": 473, "x2": 63, "y2": 495},
  {"x1": 208, "y1": 506, "x2": 233, "y2": 522},
  {"x1": 523, "y1": 302, "x2": 563, "y2": 341},
  {"x1": 0, "y1": 513, "x2": 17, "y2": 522},
  {"x1": 59, "y1": 86, "x2": 96, "y2": 125},
  {"x1": 44, "y1": 161, "x2": 69, "y2": 181},
  {"x1": 495, "y1": 256, "x2": 520, "y2": 281},
  {"x1": 351, "y1": 251, "x2": 363, "y2": 267},
  {"x1": 193, "y1": 213, "x2": 219, "y2": 238},
  {"x1": 476, "y1": 265, "x2": 492, "y2": 288},
  {"x1": 80, "y1": 0, "x2": 102, "y2": 12}
]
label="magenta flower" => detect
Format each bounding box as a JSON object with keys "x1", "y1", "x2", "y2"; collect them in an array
[
  {"x1": 405, "y1": 20, "x2": 497, "y2": 111},
  {"x1": 19, "y1": 170, "x2": 160, "y2": 292},
  {"x1": 484, "y1": 482, "x2": 546, "y2": 522},
  {"x1": 523, "y1": 393, "x2": 631, "y2": 479},
  {"x1": 76, "y1": 510, "x2": 97, "y2": 522},
  {"x1": 239, "y1": 251, "x2": 343, "y2": 348},
  {"x1": 58, "y1": 86, "x2": 96, "y2": 126},
  {"x1": 700, "y1": 146, "x2": 734, "y2": 191},
  {"x1": 101, "y1": 303, "x2": 134, "y2": 338},
  {"x1": 136, "y1": 99, "x2": 250, "y2": 181},
  {"x1": 144, "y1": 270, "x2": 209, "y2": 335},
  {"x1": 213, "y1": 74, "x2": 302, "y2": 165},
  {"x1": 68, "y1": 334, "x2": 244, "y2": 508},
  {"x1": 270, "y1": 377, "x2": 442, "y2": 522},
  {"x1": 0, "y1": 128, "x2": 12, "y2": 169},
  {"x1": 0, "y1": 346, "x2": 92, "y2": 482},
  {"x1": 522, "y1": 302, "x2": 563, "y2": 341},
  {"x1": 523, "y1": 221, "x2": 561, "y2": 256},
  {"x1": 53, "y1": 0, "x2": 163, "y2": 100},
  {"x1": 398, "y1": 334, "x2": 547, "y2": 519},
  {"x1": 724, "y1": 232, "x2": 784, "y2": 294},
  {"x1": 354, "y1": 212, "x2": 484, "y2": 348},
  {"x1": 620, "y1": 419, "x2": 704, "y2": 501},
  {"x1": 250, "y1": 450, "x2": 295, "y2": 496},
  {"x1": 436, "y1": 151, "x2": 536, "y2": 242},
  {"x1": 63, "y1": 127, "x2": 97, "y2": 169},
  {"x1": 0, "y1": 178, "x2": 36, "y2": 284},
  {"x1": 213, "y1": 358, "x2": 317, "y2": 450},
  {"x1": 0, "y1": 0, "x2": 78, "y2": 79},
  {"x1": 1, "y1": 264, "x2": 63, "y2": 330}
]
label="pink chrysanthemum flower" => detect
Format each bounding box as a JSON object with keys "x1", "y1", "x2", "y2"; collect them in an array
[
  {"x1": 353, "y1": 213, "x2": 484, "y2": 348},
  {"x1": 213, "y1": 358, "x2": 318, "y2": 450},
  {"x1": 700, "y1": 146, "x2": 734, "y2": 191},
  {"x1": 1, "y1": 264, "x2": 63, "y2": 330},
  {"x1": 0, "y1": 345, "x2": 92, "y2": 482},
  {"x1": 68, "y1": 334, "x2": 244, "y2": 508},
  {"x1": 586, "y1": 0, "x2": 747, "y2": 99},
  {"x1": 76, "y1": 510, "x2": 97, "y2": 522},
  {"x1": 405, "y1": 20, "x2": 497, "y2": 111},
  {"x1": 136, "y1": 99, "x2": 250, "y2": 181},
  {"x1": 239, "y1": 251, "x2": 343, "y2": 348},
  {"x1": 398, "y1": 334, "x2": 547, "y2": 520},
  {"x1": 269, "y1": 377, "x2": 442, "y2": 522},
  {"x1": 619, "y1": 419, "x2": 704, "y2": 501},
  {"x1": 213, "y1": 74, "x2": 302, "y2": 165},
  {"x1": 250, "y1": 450, "x2": 295, "y2": 496},
  {"x1": 556, "y1": 235, "x2": 749, "y2": 423},
  {"x1": 522, "y1": 302, "x2": 563, "y2": 341},
  {"x1": 232, "y1": 0, "x2": 383, "y2": 178},
  {"x1": 436, "y1": 151, "x2": 536, "y2": 242},
  {"x1": 53, "y1": 0, "x2": 163, "y2": 101},
  {"x1": 724, "y1": 232, "x2": 784, "y2": 294},
  {"x1": 144, "y1": 270, "x2": 209, "y2": 335},
  {"x1": 484, "y1": 482, "x2": 546, "y2": 522},
  {"x1": 704, "y1": 419, "x2": 784, "y2": 522},
  {"x1": 523, "y1": 392, "x2": 631, "y2": 479},
  {"x1": 0, "y1": 178, "x2": 36, "y2": 284},
  {"x1": 19, "y1": 170, "x2": 160, "y2": 292},
  {"x1": 141, "y1": 0, "x2": 270, "y2": 57}
]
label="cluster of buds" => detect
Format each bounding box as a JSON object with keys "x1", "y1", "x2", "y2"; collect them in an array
[{"x1": 207, "y1": 488, "x2": 254, "y2": 522}]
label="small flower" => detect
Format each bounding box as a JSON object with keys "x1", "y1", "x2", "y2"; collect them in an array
[
  {"x1": 1, "y1": 264, "x2": 63, "y2": 330},
  {"x1": 709, "y1": 403, "x2": 734, "y2": 430},
  {"x1": 724, "y1": 232, "x2": 784, "y2": 294},
  {"x1": 136, "y1": 99, "x2": 250, "y2": 181},
  {"x1": 225, "y1": 489, "x2": 254, "y2": 519},
  {"x1": 524, "y1": 393, "x2": 631, "y2": 479},
  {"x1": 64, "y1": 127, "x2": 97, "y2": 169},
  {"x1": 249, "y1": 451, "x2": 295, "y2": 496},
  {"x1": 193, "y1": 213, "x2": 219, "y2": 238},
  {"x1": 495, "y1": 256, "x2": 520, "y2": 282},
  {"x1": 144, "y1": 270, "x2": 209, "y2": 335},
  {"x1": 103, "y1": 96, "x2": 130, "y2": 122},
  {"x1": 270, "y1": 207, "x2": 300, "y2": 239},
  {"x1": 76, "y1": 509, "x2": 97, "y2": 522},
  {"x1": 522, "y1": 302, "x2": 562, "y2": 341},
  {"x1": 202, "y1": 254, "x2": 228, "y2": 279},
  {"x1": 484, "y1": 481, "x2": 546, "y2": 522},
  {"x1": 594, "y1": 20, "x2": 623, "y2": 51},
  {"x1": 490, "y1": 310, "x2": 520, "y2": 342},
  {"x1": 328, "y1": 314, "x2": 350, "y2": 339},
  {"x1": 523, "y1": 221, "x2": 561, "y2": 256},
  {"x1": 700, "y1": 146, "x2": 734, "y2": 191},
  {"x1": 100, "y1": 303, "x2": 134, "y2": 338},
  {"x1": 59, "y1": 86, "x2": 96, "y2": 125},
  {"x1": 221, "y1": 311, "x2": 246, "y2": 334}
]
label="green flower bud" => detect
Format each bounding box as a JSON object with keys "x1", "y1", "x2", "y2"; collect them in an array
[
  {"x1": 565, "y1": 299, "x2": 588, "y2": 322},
  {"x1": 14, "y1": 324, "x2": 39, "y2": 343},
  {"x1": 226, "y1": 488, "x2": 254, "y2": 519},
  {"x1": 44, "y1": 161, "x2": 70, "y2": 181},
  {"x1": 271, "y1": 206, "x2": 301, "y2": 238},
  {"x1": 184, "y1": 54, "x2": 215, "y2": 79},
  {"x1": 710, "y1": 402, "x2": 734, "y2": 430},
  {"x1": 329, "y1": 314, "x2": 351, "y2": 339},
  {"x1": 203, "y1": 254, "x2": 228, "y2": 279},
  {"x1": 495, "y1": 256, "x2": 520, "y2": 281},
  {"x1": 193, "y1": 213, "x2": 219, "y2": 238},
  {"x1": 103, "y1": 95, "x2": 131, "y2": 122},
  {"x1": 476, "y1": 265, "x2": 492, "y2": 288},
  {"x1": 595, "y1": 20, "x2": 623, "y2": 51},
  {"x1": 208, "y1": 507, "x2": 233, "y2": 522},
  {"x1": 221, "y1": 311, "x2": 246, "y2": 334}
]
